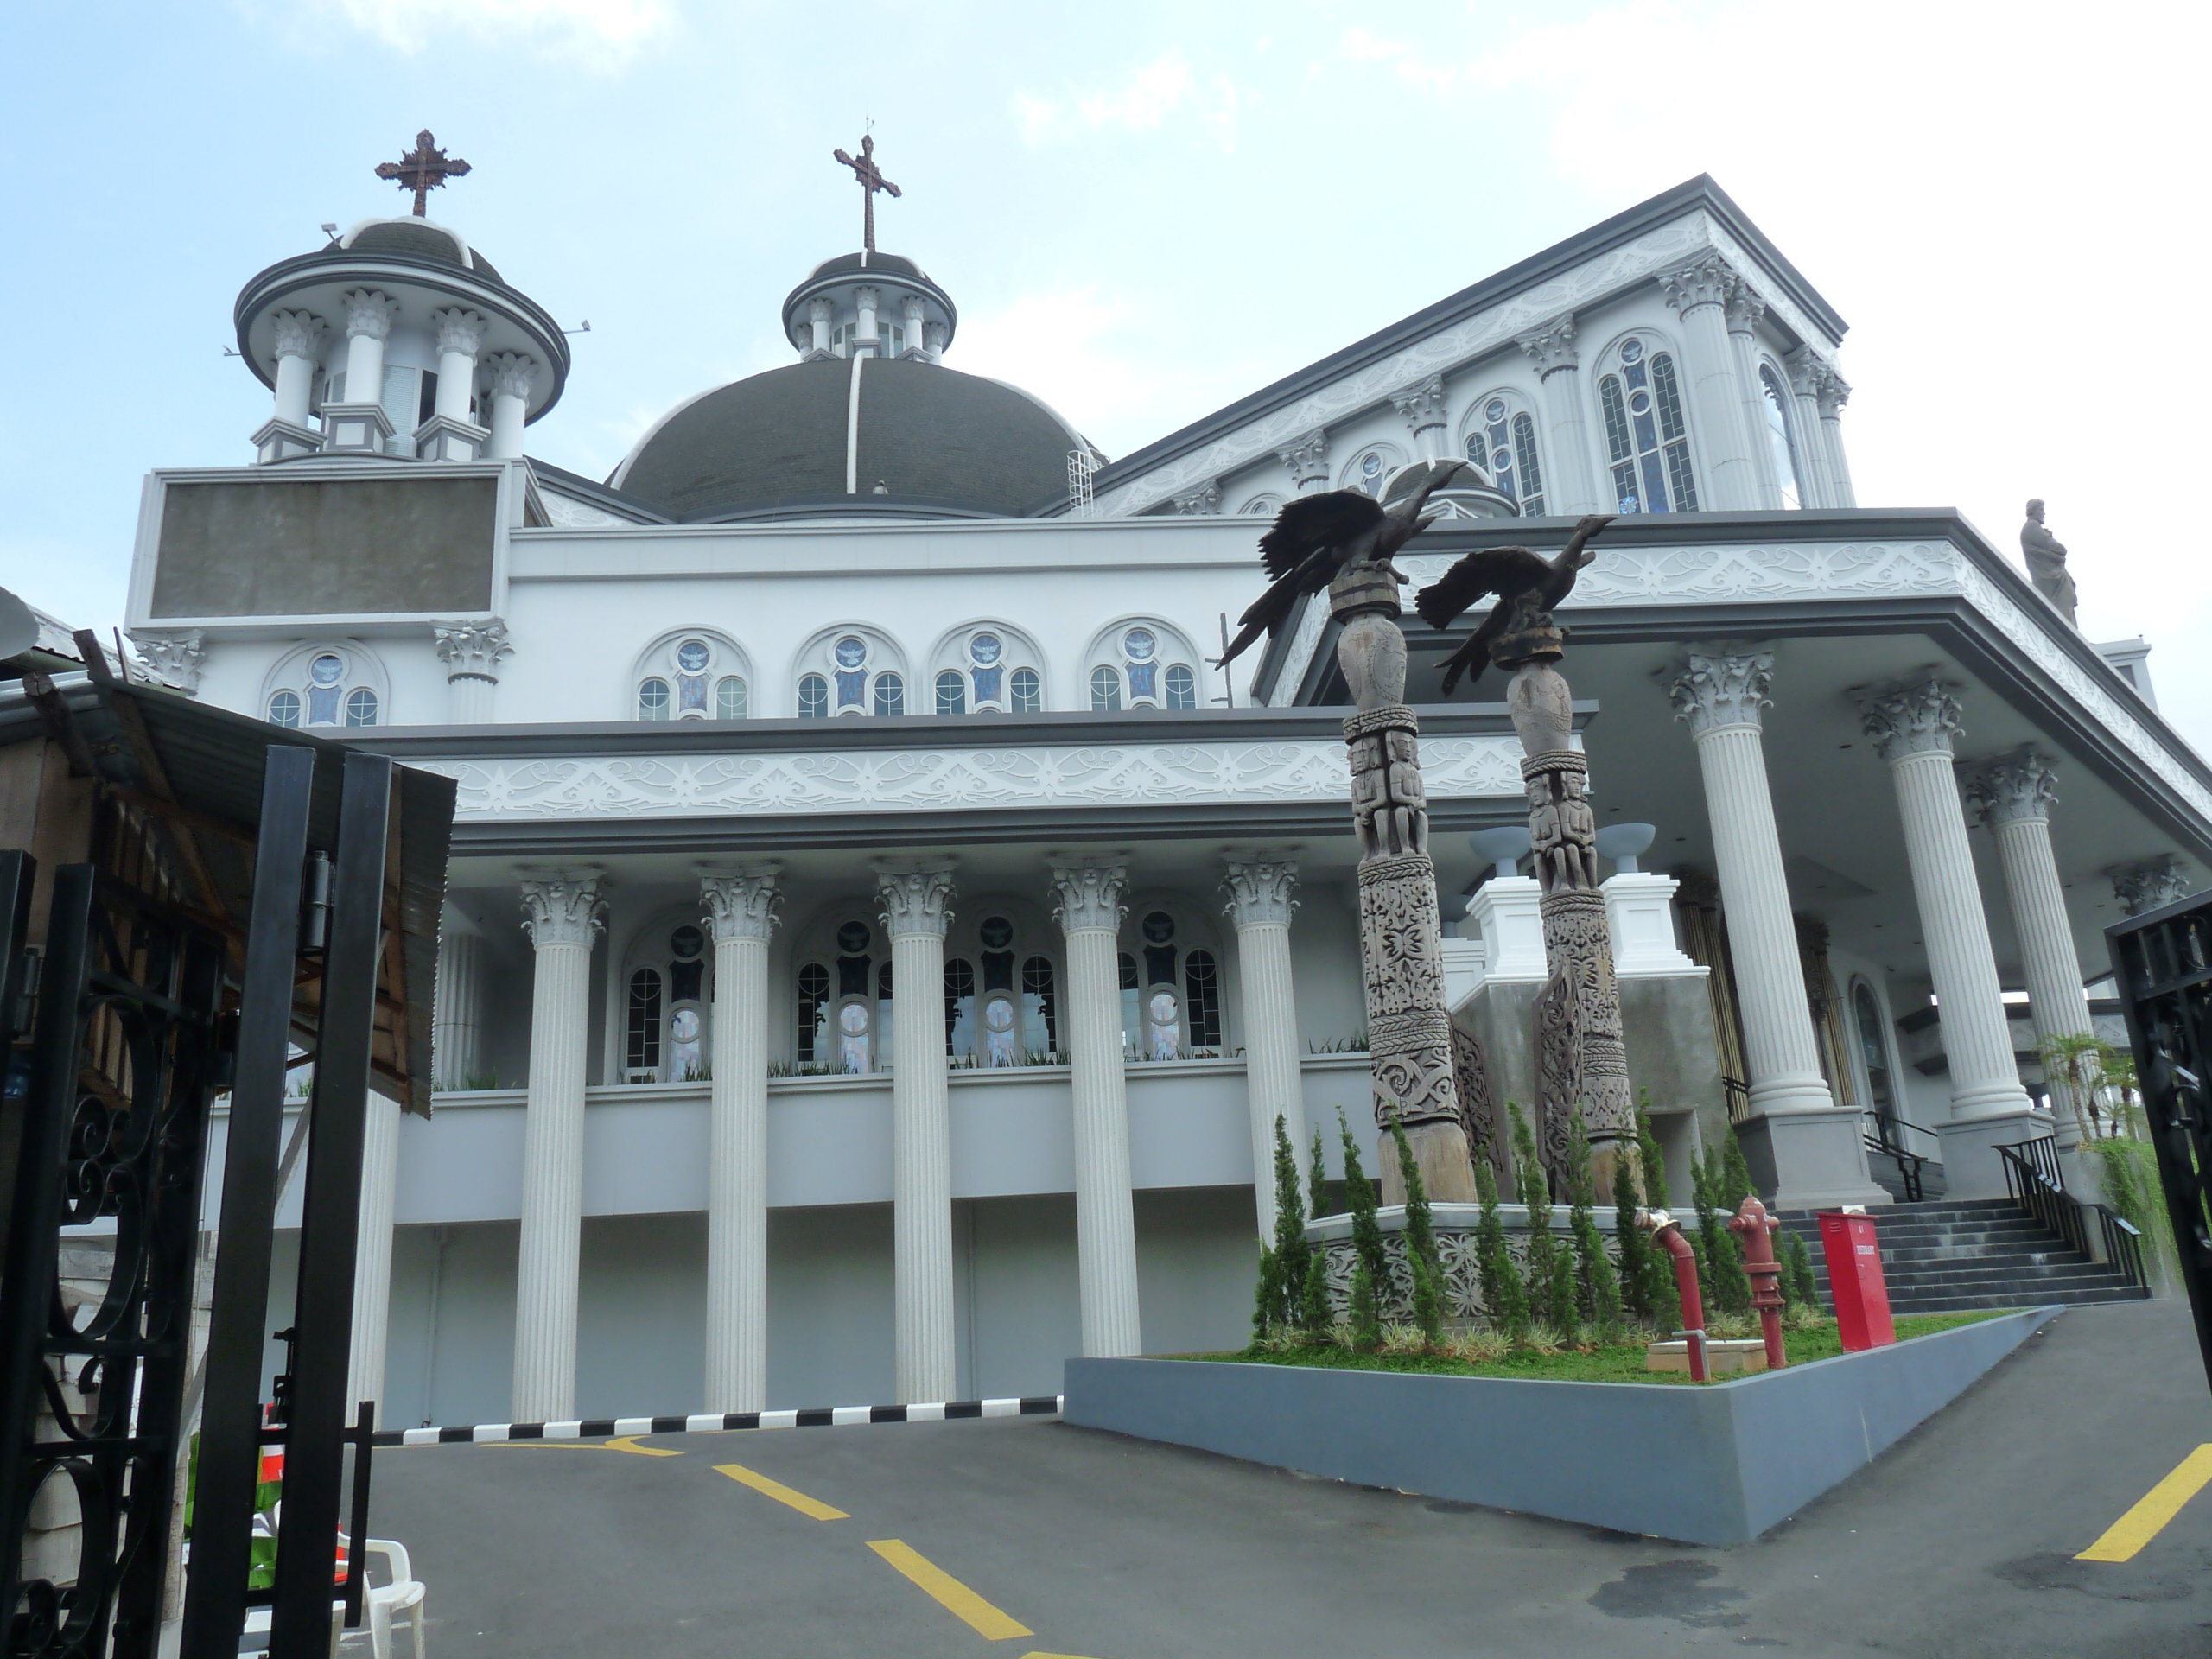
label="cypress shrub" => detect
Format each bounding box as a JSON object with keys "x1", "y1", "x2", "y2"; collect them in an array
[
  {"x1": 1338, "y1": 1110, "x2": 1388, "y2": 1349},
  {"x1": 1636, "y1": 1093, "x2": 1670, "y2": 1208},
  {"x1": 1565, "y1": 1107, "x2": 1622, "y2": 1341},
  {"x1": 1508, "y1": 1102, "x2": 1569, "y2": 1332},
  {"x1": 1388, "y1": 1111, "x2": 1446, "y2": 1346},
  {"x1": 1472, "y1": 1151, "x2": 1529, "y2": 1338},
  {"x1": 1299, "y1": 1123, "x2": 1335, "y2": 1340},
  {"x1": 1694, "y1": 1138, "x2": 1752, "y2": 1315},
  {"x1": 1783, "y1": 1227, "x2": 1821, "y2": 1309},
  {"x1": 1250, "y1": 1113, "x2": 1310, "y2": 1341},
  {"x1": 1613, "y1": 1152, "x2": 1662, "y2": 1324},
  {"x1": 1308, "y1": 1127, "x2": 1330, "y2": 1222}
]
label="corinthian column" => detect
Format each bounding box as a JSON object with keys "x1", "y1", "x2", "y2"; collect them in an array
[
  {"x1": 1725, "y1": 286, "x2": 1781, "y2": 508},
  {"x1": 1390, "y1": 377, "x2": 1449, "y2": 463},
  {"x1": 1276, "y1": 429, "x2": 1331, "y2": 496},
  {"x1": 1049, "y1": 861, "x2": 1143, "y2": 1357},
  {"x1": 435, "y1": 619, "x2": 512, "y2": 725},
  {"x1": 1815, "y1": 365, "x2": 1856, "y2": 507},
  {"x1": 876, "y1": 861, "x2": 957, "y2": 1402},
  {"x1": 1783, "y1": 350, "x2": 1836, "y2": 508},
  {"x1": 1960, "y1": 751, "x2": 2091, "y2": 1154},
  {"x1": 1224, "y1": 855, "x2": 1303, "y2": 1238},
  {"x1": 270, "y1": 310, "x2": 324, "y2": 430},
  {"x1": 2111, "y1": 855, "x2": 2191, "y2": 917},
  {"x1": 512, "y1": 868, "x2": 605, "y2": 1421},
  {"x1": 486, "y1": 353, "x2": 537, "y2": 460},
  {"x1": 1669, "y1": 648, "x2": 1887, "y2": 1207},
  {"x1": 699, "y1": 866, "x2": 781, "y2": 1414},
  {"x1": 346, "y1": 1091, "x2": 401, "y2": 1427},
  {"x1": 1857, "y1": 675, "x2": 2034, "y2": 1196},
  {"x1": 1517, "y1": 315, "x2": 1600, "y2": 513},
  {"x1": 1660, "y1": 256, "x2": 1760, "y2": 510},
  {"x1": 432, "y1": 907, "x2": 483, "y2": 1090}
]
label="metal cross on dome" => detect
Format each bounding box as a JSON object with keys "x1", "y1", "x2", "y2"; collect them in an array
[
  {"x1": 831, "y1": 132, "x2": 901, "y2": 253},
  {"x1": 375, "y1": 130, "x2": 472, "y2": 217}
]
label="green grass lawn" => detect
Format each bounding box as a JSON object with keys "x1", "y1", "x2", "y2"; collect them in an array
[{"x1": 1188, "y1": 1311, "x2": 2009, "y2": 1385}]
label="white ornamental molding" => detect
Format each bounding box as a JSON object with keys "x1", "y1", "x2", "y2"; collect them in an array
[
  {"x1": 1853, "y1": 671, "x2": 1967, "y2": 763},
  {"x1": 435, "y1": 619, "x2": 513, "y2": 683},
  {"x1": 1666, "y1": 646, "x2": 1774, "y2": 737},
  {"x1": 1958, "y1": 747, "x2": 2059, "y2": 828},
  {"x1": 341, "y1": 289, "x2": 399, "y2": 341},
  {"x1": 129, "y1": 630, "x2": 207, "y2": 696},
  {"x1": 1276, "y1": 429, "x2": 1331, "y2": 492},
  {"x1": 700, "y1": 866, "x2": 783, "y2": 943},
  {"x1": 519, "y1": 868, "x2": 607, "y2": 950},
  {"x1": 539, "y1": 495, "x2": 624, "y2": 529},
  {"x1": 270, "y1": 310, "x2": 326, "y2": 362},
  {"x1": 1172, "y1": 481, "x2": 1222, "y2": 515},
  {"x1": 876, "y1": 861, "x2": 956, "y2": 939},
  {"x1": 1815, "y1": 363, "x2": 1852, "y2": 415},
  {"x1": 2110, "y1": 855, "x2": 2192, "y2": 917},
  {"x1": 1222, "y1": 857, "x2": 1300, "y2": 929},
  {"x1": 1389, "y1": 375, "x2": 1447, "y2": 436},
  {"x1": 1515, "y1": 314, "x2": 1580, "y2": 378},
  {"x1": 417, "y1": 737, "x2": 1528, "y2": 823},
  {"x1": 488, "y1": 353, "x2": 538, "y2": 401},
  {"x1": 1049, "y1": 862, "x2": 1128, "y2": 934},
  {"x1": 432, "y1": 308, "x2": 490, "y2": 359},
  {"x1": 1724, "y1": 285, "x2": 1767, "y2": 334},
  {"x1": 1659, "y1": 253, "x2": 1739, "y2": 315}
]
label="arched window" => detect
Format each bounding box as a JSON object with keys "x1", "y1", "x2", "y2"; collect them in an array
[
  {"x1": 1464, "y1": 397, "x2": 1547, "y2": 516},
  {"x1": 633, "y1": 632, "x2": 751, "y2": 722},
  {"x1": 1021, "y1": 956, "x2": 1058, "y2": 1055},
  {"x1": 1239, "y1": 493, "x2": 1284, "y2": 517},
  {"x1": 1090, "y1": 665, "x2": 1122, "y2": 712},
  {"x1": 797, "y1": 963, "x2": 830, "y2": 1062},
  {"x1": 936, "y1": 671, "x2": 966, "y2": 715},
  {"x1": 944, "y1": 957, "x2": 976, "y2": 1056},
  {"x1": 264, "y1": 645, "x2": 385, "y2": 731},
  {"x1": 1118, "y1": 951, "x2": 1141, "y2": 1054},
  {"x1": 1010, "y1": 668, "x2": 1041, "y2": 713},
  {"x1": 268, "y1": 690, "x2": 301, "y2": 728},
  {"x1": 345, "y1": 689, "x2": 378, "y2": 727},
  {"x1": 1164, "y1": 664, "x2": 1196, "y2": 709},
  {"x1": 1353, "y1": 449, "x2": 1394, "y2": 499},
  {"x1": 1597, "y1": 336, "x2": 1697, "y2": 513},
  {"x1": 1184, "y1": 950, "x2": 1221, "y2": 1052},
  {"x1": 798, "y1": 674, "x2": 829, "y2": 719},
  {"x1": 1759, "y1": 365, "x2": 1802, "y2": 510},
  {"x1": 715, "y1": 675, "x2": 747, "y2": 719},
  {"x1": 877, "y1": 959, "x2": 895, "y2": 1060},
  {"x1": 626, "y1": 968, "x2": 664, "y2": 1080},
  {"x1": 873, "y1": 671, "x2": 905, "y2": 717},
  {"x1": 639, "y1": 678, "x2": 671, "y2": 720},
  {"x1": 1852, "y1": 980, "x2": 1897, "y2": 1121}
]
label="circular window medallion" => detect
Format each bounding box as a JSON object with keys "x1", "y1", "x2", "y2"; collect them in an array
[
  {"x1": 1629, "y1": 389, "x2": 1653, "y2": 416},
  {"x1": 838, "y1": 1002, "x2": 869, "y2": 1035},
  {"x1": 671, "y1": 925, "x2": 703, "y2": 960},
  {"x1": 969, "y1": 633, "x2": 1002, "y2": 666},
  {"x1": 309, "y1": 653, "x2": 344, "y2": 687},
  {"x1": 836, "y1": 921, "x2": 869, "y2": 953},
  {"x1": 676, "y1": 639, "x2": 710, "y2": 674},
  {"x1": 1485, "y1": 397, "x2": 1507, "y2": 423},
  {"x1": 835, "y1": 637, "x2": 867, "y2": 670},
  {"x1": 980, "y1": 916, "x2": 1014, "y2": 950},
  {"x1": 670, "y1": 1007, "x2": 701, "y2": 1043},
  {"x1": 1141, "y1": 911, "x2": 1175, "y2": 944},
  {"x1": 1621, "y1": 338, "x2": 1645, "y2": 365},
  {"x1": 1124, "y1": 628, "x2": 1156, "y2": 662}
]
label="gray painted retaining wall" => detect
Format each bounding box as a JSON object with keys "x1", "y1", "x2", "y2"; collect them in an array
[{"x1": 1063, "y1": 1307, "x2": 2061, "y2": 1546}]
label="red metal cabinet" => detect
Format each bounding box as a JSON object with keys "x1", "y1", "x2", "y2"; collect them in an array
[{"x1": 1817, "y1": 1210, "x2": 1895, "y2": 1351}]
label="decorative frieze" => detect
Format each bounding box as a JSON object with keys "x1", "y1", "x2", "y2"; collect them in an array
[{"x1": 1172, "y1": 481, "x2": 1221, "y2": 515}]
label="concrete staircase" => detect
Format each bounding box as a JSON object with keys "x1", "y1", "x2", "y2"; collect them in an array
[
  {"x1": 1776, "y1": 1198, "x2": 2152, "y2": 1315},
  {"x1": 1864, "y1": 1144, "x2": 1947, "y2": 1204}
]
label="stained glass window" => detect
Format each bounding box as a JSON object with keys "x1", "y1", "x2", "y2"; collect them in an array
[
  {"x1": 1760, "y1": 365, "x2": 1802, "y2": 510},
  {"x1": 307, "y1": 653, "x2": 344, "y2": 725},
  {"x1": 1184, "y1": 950, "x2": 1221, "y2": 1050},
  {"x1": 1598, "y1": 337, "x2": 1696, "y2": 513},
  {"x1": 715, "y1": 676, "x2": 747, "y2": 719},
  {"x1": 1010, "y1": 668, "x2": 1041, "y2": 713},
  {"x1": 1165, "y1": 664, "x2": 1196, "y2": 709},
  {"x1": 1090, "y1": 665, "x2": 1122, "y2": 711},
  {"x1": 345, "y1": 689, "x2": 378, "y2": 727},
  {"x1": 874, "y1": 672, "x2": 904, "y2": 716},
  {"x1": 1511, "y1": 412, "x2": 1546, "y2": 515},
  {"x1": 936, "y1": 671, "x2": 965, "y2": 715},
  {"x1": 628, "y1": 968, "x2": 664, "y2": 1077},
  {"x1": 798, "y1": 674, "x2": 829, "y2": 718},
  {"x1": 1357, "y1": 451, "x2": 1387, "y2": 499},
  {"x1": 639, "y1": 677, "x2": 671, "y2": 720},
  {"x1": 268, "y1": 690, "x2": 301, "y2": 728}
]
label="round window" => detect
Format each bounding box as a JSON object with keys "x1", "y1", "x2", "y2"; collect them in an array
[
  {"x1": 1141, "y1": 911, "x2": 1175, "y2": 944},
  {"x1": 671, "y1": 925, "x2": 703, "y2": 960},
  {"x1": 835, "y1": 637, "x2": 867, "y2": 670},
  {"x1": 1621, "y1": 338, "x2": 1644, "y2": 365},
  {"x1": 1486, "y1": 397, "x2": 1507, "y2": 423},
  {"x1": 983, "y1": 996, "x2": 1016, "y2": 1033},
  {"x1": 670, "y1": 1007, "x2": 701, "y2": 1043},
  {"x1": 1123, "y1": 628, "x2": 1156, "y2": 662},
  {"x1": 309, "y1": 653, "x2": 344, "y2": 687},
  {"x1": 1361, "y1": 453, "x2": 1382, "y2": 477},
  {"x1": 1629, "y1": 389, "x2": 1653, "y2": 416},
  {"x1": 980, "y1": 916, "x2": 1014, "y2": 949},
  {"x1": 969, "y1": 632, "x2": 1001, "y2": 665},
  {"x1": 836, "y1": 921, "x2": 869, "y2": 953},
  {"x1": 838, "y1": 1003, "x2": 869, "y2": 1035},
  {"x1": 677, "y1": 639, "x2": 710, "y2": 674}
]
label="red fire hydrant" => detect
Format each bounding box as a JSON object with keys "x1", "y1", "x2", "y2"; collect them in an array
[
  {"x1": 1729, "y1": 1195, "x2": 1787, "y2": 1370},
  {"x1": 1640, "y1": 1208, "x2": 1708, "y2": 1382}
]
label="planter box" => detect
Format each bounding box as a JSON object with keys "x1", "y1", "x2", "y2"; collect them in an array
[{"x1": 1063, "y1": 1307, "x2": 2061, "y2": 1546}]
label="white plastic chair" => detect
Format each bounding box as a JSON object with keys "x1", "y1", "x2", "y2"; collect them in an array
[{"x1": 361, "y1": 1539, "x2": 426, "y2": 1659}]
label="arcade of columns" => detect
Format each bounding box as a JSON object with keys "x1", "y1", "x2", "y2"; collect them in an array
[{"x1": 352, "y1": 652, "x2": 2162, "y2": 1421}]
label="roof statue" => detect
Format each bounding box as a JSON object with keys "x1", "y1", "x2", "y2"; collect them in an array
[
  {"x1": 1215, "y1": 458, "x2": 1481, "y2": 669},
  {"x1": 375, "y1": 129, "x2": 471, "y2": 217},
  {"x1": 832, "y1": 132, "x2": 901, "y2": 254},
  {"x1": 2021, "y1": 499, "x2": 2077, "y2": 625},
  {"x1": 1414, "y1": 513, "x2": 1615, "y2": 693}
]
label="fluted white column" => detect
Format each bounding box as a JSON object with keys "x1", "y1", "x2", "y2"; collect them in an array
[
  {"x1": 270, "y1": 310, "x2": 323, "y2": 429},
  {"x1": 877, "y1": 861, "x2": 957, "y2": 1403},
  {"x1": 1390, "y1": 377, "x2": 1449, "y2": 464},
  {"x1": 1224, "y1": 855, "x2": 1304, "y2": 1239},
  {"x1": 1669, "y1": 651, "x2": 1833, "y2": 1114},
  {"x1": 486, "y1": 353, "x2": 536, "y2": 459},
  {"x1": 855, "y1": 284, "x2": 880, "y2": 351},
  {"x1": 429, "y1": 308, "x2": 487, "y2": 422},
  {"x1": 901, "y1": 294, "x2": 926, "y2": 359},
  {"x1": 1660, "y1": 257, "x2": 1761, "y2": 510},
  {"x1": 432, "y1": 911, "x2": 483, "y2": 1091},
  {"x1": 1815, "y1": 367, "x2": 1856, "y2": 507},
  {"x1": 340, "y1": 289, "x2": 397, "y2": 409},
  {"x1": 1725, "y1": 287, "x2": 1782, "y2": 509},
  {"x1": 699, "y1": 866, "x2": 781, "y2": 1414},
  {"x1": 1858, "y1": 677, "x2": 2031, "y2": 1135},
  {"x1": 1518, "y1": 315, "x2": 1600, "y2": 512},
  {"x1": 346, "y1": 1090, "x2": 401, "y2": 1427},
  {"x1": 1050, "y1": 861, "x2": 1142, "y2": 1357},
  {"x1": 512, "y1": 868, "x2": 605, "y2": 1422},
  {"x1": 435, "y1": 619, "x2": 512, "y2": 725},
  {"x1": 1783, "y1": 351, "x2": 1836, "y2": 508}
]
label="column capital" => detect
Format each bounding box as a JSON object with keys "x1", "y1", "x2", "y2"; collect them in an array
[
  {"x1": 1959, "y1": 747, "x2": 2059, "y2": 828},
  {"x1": 1853, "y1": 671, "x2": 1966, "y2": 763},
  {"x1": 699, "y1": 864, "x2": 783, "y2": 943},
  {"x1": 129, "y1": 629, "x2": 206, "y2": 695},
  {"x1": 341, "y1": 289, "x2": 399, "y2": 340},
  {"x1": 487, "y1": 352, "x2": 537, "y2": 401},
  {"x1": 1516, "y1": 313, "x2": 1580, "y2": 378},
  {"x1": 1172, "y1": 480, "x2": 1221, "y2": 515},
  {"x1": 1812, "y1": 359, "x2": 1851, "y2": 415},
  {"x1": 1783, "y1": 346, "x2": 1825, "y2": 399},
  {"x1": 431, "y1": 307, "x2": 490, "y2": 358},
  {"x1": 1723, "y1": 283, "x2": 1766, "y2": 336},
  {"x1": 2109, "y1": 854, "x2": 2191, "y2": 916},
  {"x1": 901, "y1": 291, "x2": 926, "y2": 320},
  {"x1": 1389, "y1": 374, "x2": 1447, "y2": 435},
  {"x1": 270, "y1": 309, "x2": 327, "y2": 361},
  {"x1": 1275, "y1": 429, "x2": 1330, "y2": 491},
  {"x1": 809, "y1": 296, "x2": 833, "y2": 321},
  {"x1": 1222, "y1": 855, "x2": 1300, "y2": 928},
  {"x1": 875, "y1": 860, "x2": 956, "y2": 938},
  {"x1": 1049, "y1": 861, "x2": 1129, "y2": 933},
  {"x1": 519, "y1": 868, "x2": 607, "y2": 949},
  {"x1": 435, "y1": 617, "x2": 513, "y2": 683},
  {"x1": 1666, "y1": 645, "x2": 1773, "y2": 737},
  {"x1": 1659, "y1": 252, "x2": 1741, "y2": 315}
]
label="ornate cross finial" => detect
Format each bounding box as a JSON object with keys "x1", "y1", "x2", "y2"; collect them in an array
[
  {"x1": 831, "y1": 132, "x2": 901, "y2": 253},
  {"x1": 376, "y1": 130, "x2": 471, "y2": 217}
]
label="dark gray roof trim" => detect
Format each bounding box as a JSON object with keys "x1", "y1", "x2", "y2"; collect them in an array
[
  {"x1": 524, "y1": 459, "x2": 674, "y2": 524},
  {"x1": 1090, "y1": 176, "x2": 1846, "y2": 499}
]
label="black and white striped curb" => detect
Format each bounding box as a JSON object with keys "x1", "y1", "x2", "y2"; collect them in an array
[{"x1": 372, "y1": 1395, "x2": 1064, "y2": 1447}]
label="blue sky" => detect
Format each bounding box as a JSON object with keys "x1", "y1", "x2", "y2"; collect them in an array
[{"x1": 4, "y1": 0, "x2": 2206, "y2": 747}]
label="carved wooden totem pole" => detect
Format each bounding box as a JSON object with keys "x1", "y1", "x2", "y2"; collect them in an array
[{"x1": 1332, "y1": 563, "x2": 1480, "y2": 1204}]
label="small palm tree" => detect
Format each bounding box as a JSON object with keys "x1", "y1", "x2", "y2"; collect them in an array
[{"x1": 2037, "y1": 1032, "x2": 2118, "y2": 1146}]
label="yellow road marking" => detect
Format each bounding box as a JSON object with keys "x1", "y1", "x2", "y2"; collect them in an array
[
  {"x1": 488, "y1": 1437, "x2": 680, "y2": 1457},
  {"x1": 1019, "y1": 1652, "x2": 1101, "y2": 1658},
  {"x1": 2078, "y1": 1445, "x2": 2212, "y2": 1562},
  {"x1": 713, "y1": 1462, "x2": 849, "y2": 1521},
  {"x1": 867, "y1": 1539, "x2": 1033, "y2": 1640}
]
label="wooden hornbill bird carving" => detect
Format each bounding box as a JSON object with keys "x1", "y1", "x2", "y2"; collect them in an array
[{"x1": 1414, "y1": 513, "x2": 1615, "y2": 695}]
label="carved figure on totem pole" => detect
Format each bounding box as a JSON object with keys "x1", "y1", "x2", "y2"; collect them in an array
[{"x1": 1415, "y1": 515, "x2": 1640, "y2": 1198}]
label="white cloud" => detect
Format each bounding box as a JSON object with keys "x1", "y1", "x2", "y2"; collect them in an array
[
  {"x1": 329, "y1": 0, "x2": 671, "y2": 60},
  {"x1": 1013, "y1": 52, "x2": 1246, "y2": 150}
]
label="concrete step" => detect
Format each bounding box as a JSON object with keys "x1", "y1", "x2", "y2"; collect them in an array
[
  {"x1": 1881, "y1": 1283, "x2": 2150, "y2": 1313},
  {"x1": 1874, "y1": 1262, "x2": 2124, "y2": 1289}
]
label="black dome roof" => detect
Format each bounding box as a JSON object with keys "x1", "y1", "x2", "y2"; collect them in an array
[
  {"x1": 613, "y1": 356, "x2": 1088, "y2": 522},
  {"x1": 342, "y1": 219, "x2": 502, "y2": 283}
]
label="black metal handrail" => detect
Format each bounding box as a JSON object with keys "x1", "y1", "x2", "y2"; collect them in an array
[
  {"x1": 1723, "y1": 1076, "x2": 1751, "y2": 1124},
  {"x1": 1861, "y1": 1112, "x2": 1936, "y2": 1202},
  {"x1": 1995, "y1": 1136, "x2": 2149, "y2": 1291}
]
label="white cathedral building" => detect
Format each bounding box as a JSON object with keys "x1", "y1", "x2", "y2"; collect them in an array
[{"x1": 119, "y1": 159, "x2": 2208, "y2": 1427}]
